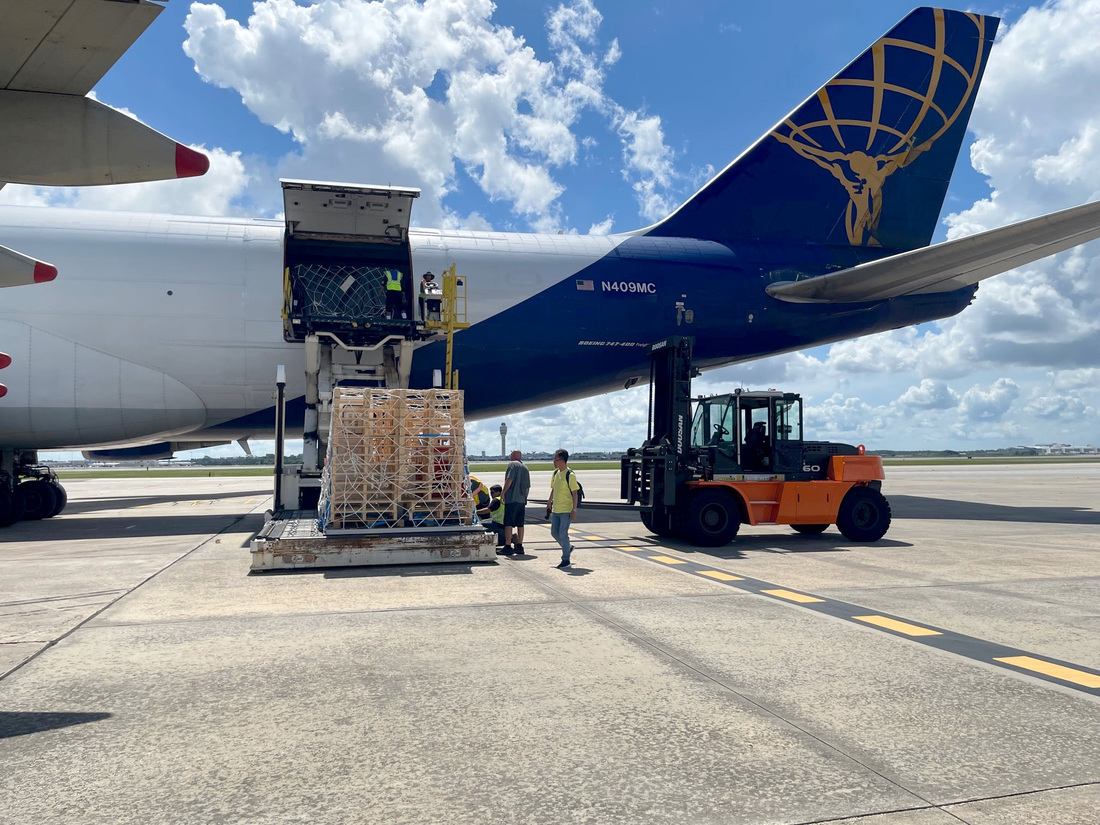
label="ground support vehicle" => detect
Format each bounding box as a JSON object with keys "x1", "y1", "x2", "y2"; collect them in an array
[{"x1": 621, "y1": 337, "x2": 891, "y2": 546}]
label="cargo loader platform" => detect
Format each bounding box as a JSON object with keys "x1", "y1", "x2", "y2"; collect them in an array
[{"x1": 250, "y1": 511, "x2": 497, "y2": 571}]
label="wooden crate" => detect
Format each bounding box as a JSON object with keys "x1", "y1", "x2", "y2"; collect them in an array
[{"x1": 319, "y1": 387, "x2": 474, "y2": 531}]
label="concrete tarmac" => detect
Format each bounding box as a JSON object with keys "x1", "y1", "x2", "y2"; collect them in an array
[{"x1": 1, "y1": 464, "x2": 1098, "y2": 824}]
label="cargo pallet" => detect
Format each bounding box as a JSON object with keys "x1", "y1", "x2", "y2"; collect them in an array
[
  {"x1": 250, "y1": 511, "x2": 496, "y2": 571},
  {"x1": 256, "y1": 381, "x2": 496, "y2": 571}
]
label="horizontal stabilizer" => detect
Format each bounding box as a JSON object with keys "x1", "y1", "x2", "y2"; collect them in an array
[
  {"x1": 0, "y1": 242, "x2": 57, "y2": 288},
  {"x1": 0, "y1": 91, "x2": 209, "y2": 186},
  {"x1": 766, "y1": 200, "x2": 1100, "y2": 303}
]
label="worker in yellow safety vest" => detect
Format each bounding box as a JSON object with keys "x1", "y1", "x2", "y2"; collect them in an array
[
  {"x1": 384, "y1": 268, "x2": 405, "y2": 319},
  {"x1": 470, "y1": 475, "x2": 490, "y2": 511},
  {"x1": 476, "y1": 484, "x2": 506, "y2": 549}
]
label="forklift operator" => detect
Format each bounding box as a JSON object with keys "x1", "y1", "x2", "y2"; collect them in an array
[{"x1": 743, "y1": 421, "x2": 770, "y2": 470}]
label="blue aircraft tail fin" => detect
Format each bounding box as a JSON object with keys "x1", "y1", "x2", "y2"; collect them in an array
[{"x1": 647, "y1": 8, "x2": 999, "y2": 251}]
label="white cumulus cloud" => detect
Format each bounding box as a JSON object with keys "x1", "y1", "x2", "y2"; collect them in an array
[{"x1": 182, "y1": 0, "x2": 682, "y2": 231}]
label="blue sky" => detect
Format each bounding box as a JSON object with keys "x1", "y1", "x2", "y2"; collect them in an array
[
  {"x1": 12, "y1": 0, "x2": 1100, "y2": 457},
  {"x1": 88, "y1": 0, "x2": 999, "y2": 234}
]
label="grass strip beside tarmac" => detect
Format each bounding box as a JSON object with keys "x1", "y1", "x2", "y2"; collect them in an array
[{"x1": 53, "y1": 455, "x2": 1100, "y2": 479}]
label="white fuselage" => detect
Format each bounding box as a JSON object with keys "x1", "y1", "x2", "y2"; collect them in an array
[{"x1": 0, "y1": 205, "x2": 626, "y2": 449}]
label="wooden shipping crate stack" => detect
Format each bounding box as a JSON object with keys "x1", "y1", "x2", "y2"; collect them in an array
[{"x1": 319, "y1": 387, "x2": 474, "y2": 531}]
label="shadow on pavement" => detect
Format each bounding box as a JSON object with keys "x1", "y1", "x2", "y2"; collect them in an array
[
  {"x1": 889, "y1": 495, "x2": 1100, "y2": 526},
  {"x1": 0, "y1": 711, "x2": 112, "y2": 739},
  {"x1": 59, "y1": 494, "x2": 260, "y2": 516},
  {"x1": 1, "y1": 512, "x2": 268, "y2": 543}
]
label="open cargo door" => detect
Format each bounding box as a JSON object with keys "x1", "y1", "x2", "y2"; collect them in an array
[{"x1": 281, "y1": 179, "x2": 422, "y2": 345}]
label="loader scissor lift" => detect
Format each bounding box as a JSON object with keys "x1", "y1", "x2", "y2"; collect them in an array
[{"x1": 621, "y1": 337, "x2": 892, "y2": 546}]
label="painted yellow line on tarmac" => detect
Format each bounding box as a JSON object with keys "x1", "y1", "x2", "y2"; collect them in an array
[
  {"x1": 995, "y1": 656, "x2": 1100, "y2": 689},
  {"x1": 583, "y1": 534, "x2": 604, "y2": 540},
  {"x1": 698, "y1": 570, "x2": 744, "y2": 582},
  {"x1": 854, "y1": 615, "x2": 941, "y2": 637},
  {"x1": 591, "y1": 535, "x2": 1100, "y2": 696},
  {"x1": 762, "y1": 589, "x2": 824, "y2": 604}
]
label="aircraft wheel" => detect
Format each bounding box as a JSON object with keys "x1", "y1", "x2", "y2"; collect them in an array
[
  {"x1": 16, "y1": 480, "x2": 58, "y2": 521},
  {"x1": 47, "y1": 482, "x2": 68, "y2": 517},
  {"x1": 685, "y1": 489, "x2": 740, "y2": 547},
  {"x1": 1, "y1": 485, "x2": 25, "y2": 527},
  {"x1": 641, "y1": 506, "x2": 678, "y2": 538},
  {"x1": 792, "y1": 523, "x2": 829, "y2": 535},
  {"x1": 836, "y1": 487, "x2": 891, "y2": 542},
  {"x1": 0, "y1": 487, "x2": 15, "y2": 527}
]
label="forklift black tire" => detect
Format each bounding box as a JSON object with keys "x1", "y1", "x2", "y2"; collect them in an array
[
  {"x1": 47, "y1": 482, "x2": 68, "y2": 518},
  {"x1": 686, "y1": 489, "x2": 740, "y2": 547},
  {"x1": 16, "y1": 480, "x2": 58, "y2": 521},
  {"x1": 836, "y1": 487, "x2": 891, "y2": 542},
  {"x1": 641, "y1": 508, "x2": 678, "y2": 539},
  {"x1": 791, "y1": 523, "x2": 829, "y2": 535}
]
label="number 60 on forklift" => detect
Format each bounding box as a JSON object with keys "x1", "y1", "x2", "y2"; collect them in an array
[{"x1": 621, "y1": 337, "x2": 891, "y2": 546}]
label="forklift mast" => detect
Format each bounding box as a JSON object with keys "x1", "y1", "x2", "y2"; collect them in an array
[
  {"x1": 622, "y1": 336, "x2": 696, "y2": 508},
  {"x1": 645, "y1": 336, "x2": 695, "y2": 468}
]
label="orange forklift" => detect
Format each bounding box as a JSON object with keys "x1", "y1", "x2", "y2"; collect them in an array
[{"x1": 621, "y1": 337, "x2": 891, "y2": 546}]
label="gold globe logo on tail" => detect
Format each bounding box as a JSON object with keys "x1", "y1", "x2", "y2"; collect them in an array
[{"x1": 772, "y1": 10, "x2": 989, "y2": 246}]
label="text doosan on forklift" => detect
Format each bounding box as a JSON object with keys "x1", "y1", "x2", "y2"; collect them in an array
[{"x1": 621, "y1": 337, "x2": 892, "y2": 546}]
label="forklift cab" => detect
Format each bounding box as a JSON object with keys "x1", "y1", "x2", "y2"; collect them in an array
[{"x1": 690, "y1": 391, "x2": 804, "y2": 476}]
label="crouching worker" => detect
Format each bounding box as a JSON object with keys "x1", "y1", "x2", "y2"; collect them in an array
[{"x1": 477, "y1": 484, "x2": 506, "y2": 550}]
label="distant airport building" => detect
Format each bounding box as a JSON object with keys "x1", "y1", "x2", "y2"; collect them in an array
[{"x1": 1025, "y1": 443, "x2": 1098, "y2": 455}]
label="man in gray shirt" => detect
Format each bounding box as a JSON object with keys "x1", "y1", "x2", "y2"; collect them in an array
[{"x1": 501, "y1": 450, "x2": 531, "y2": 555}]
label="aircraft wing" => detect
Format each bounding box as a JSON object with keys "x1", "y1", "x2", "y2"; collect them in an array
[
  {"x1": 0, "y1": 0, "x2": 209, "y2": 188},
  {"x1": 766, "y1": 200, "x2": 1100, "y2": 303},
  {"x1": 0, "y1": 0, "x2": 208, "y2": 289},
  {"x1": 1, "y1": 0, "x2": 163, "y2": 96}
]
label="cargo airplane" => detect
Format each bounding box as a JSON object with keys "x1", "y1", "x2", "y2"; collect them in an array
[{"x1": 3, "y1": 6, "x2": 1100, "y2": 527}]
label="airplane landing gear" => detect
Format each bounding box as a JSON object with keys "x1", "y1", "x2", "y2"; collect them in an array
[
  {"x1": 16, "y1": 479, "x2": 58, "y2": 520},
  {"x1": 0, "y1": 484, "x2": 22, "y2": 527},
  {"x1": 0, "y1": 451, "x2": 68, "y2": 528}
]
